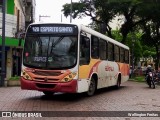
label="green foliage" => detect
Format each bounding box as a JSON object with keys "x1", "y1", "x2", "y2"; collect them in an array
[
  {"x1": 143, "y1": 50, "x2": 156, "y2": 58},
  {"x1": 112, "y1": 30, "x2": 122, "y2": 42},
  {"x1": 62, "y1": 0, "x2": 160, "y2": 68},
  {"x1": 9, "y1": 76, "x2": 20, "y2": 81},
  {"x1": 132, "y1": 76, "x2": 145, "y2": 82},
  {"x1": 126, "y1": 32, "x2": 142, "y2": 57}
]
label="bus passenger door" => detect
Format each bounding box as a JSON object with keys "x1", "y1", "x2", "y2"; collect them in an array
[
  {"x1": 78, "y1": 33, "x2": 91, "y2": 93},
  {"x1": 79, "y1": 33, "x2": 91, "y2": 78},
  {"x1": 79, "y1": 35, "x2": 90, "y2": 66}
]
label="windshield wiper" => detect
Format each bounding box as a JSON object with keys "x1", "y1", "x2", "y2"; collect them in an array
[
  {"x1": 50, "y1": 36, "x2": 64, "y2": 54},
  {"x1": 46, "y1": 36, "x2": 64, "y2": 69}
]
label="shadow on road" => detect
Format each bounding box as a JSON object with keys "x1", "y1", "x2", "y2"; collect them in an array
[
  {"x1": 24, "y1": 85, "x2": 129, "y2": 102},
  {"x1": 95, "y1": 85, "x2": 127, "y2": 96}
]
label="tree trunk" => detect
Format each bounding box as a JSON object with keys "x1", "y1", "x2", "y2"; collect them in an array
[{"x1": 121, "y1": 34, "x2": 127, "y2": 44}]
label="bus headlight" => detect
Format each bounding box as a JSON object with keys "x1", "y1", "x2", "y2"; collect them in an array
[
  {"x1": 22, "y1": 70, "x2": 32, "y2": 80},
  {"x1": 61, "y1": 72, "x2": 77, "y2": 82}
]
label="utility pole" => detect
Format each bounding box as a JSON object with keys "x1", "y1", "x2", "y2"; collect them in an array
[
  {"x1": 70, "y1": 0, "x2": 72, "y2": 23},
  {"x1": 1, "y1": 0, "x2": 6, "y2": 86},
  {"x1": 39, "y1": 15, "x2": 50, "y2": 22},
  {"x1": 61, "y1": 14, "x2": 63, "y2": 22}
]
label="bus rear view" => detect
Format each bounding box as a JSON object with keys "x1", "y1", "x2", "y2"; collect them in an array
[{"x1": 21, "y1": 23, "x2": 79, "y2": 95}]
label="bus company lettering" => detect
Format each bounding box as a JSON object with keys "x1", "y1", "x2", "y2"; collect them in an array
[
  {"x1": 105, "y1": 65, "x2": 114, "y2": 71},
  {"x1": 34, "y1": 57, "x2": 47, "y2": 62},
  {"x1": 32, "y1": 27, "x2": 39, "y2": 32},
  {"x1": 40, "y1": 27, "x2": 73, "y2": 33}
]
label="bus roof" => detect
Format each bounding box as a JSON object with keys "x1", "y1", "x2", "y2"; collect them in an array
[{"x1": 28, "y1": 22, "x2": 129, "y2": 50}]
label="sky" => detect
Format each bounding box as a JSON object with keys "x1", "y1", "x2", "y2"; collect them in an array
[{"x1": 35, "y1": 0, "x2": 92, "y2": 25}]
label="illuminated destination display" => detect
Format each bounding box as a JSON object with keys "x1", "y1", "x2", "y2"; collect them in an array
[
  {"x1": 27, "y1": 24, "x2": 78, "y2": 35},
  {"x1": 31, "y1": 26, "x2": 74, "y2": 33}
]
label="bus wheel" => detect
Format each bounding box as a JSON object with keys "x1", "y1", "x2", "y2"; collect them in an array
[
  {"x1": 87, "y1": 77, "x2": 96, "y2": 96},
  {"x1": 115, "y1": 76, "x2": 121, "y2": 89},
  {"x1": 43, "y1": 91, "x2": 54, "y2": 96}
]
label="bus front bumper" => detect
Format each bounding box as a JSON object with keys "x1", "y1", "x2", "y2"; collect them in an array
[{"x1": 20, "y1": 77, "x2": 77, "y2": 93}]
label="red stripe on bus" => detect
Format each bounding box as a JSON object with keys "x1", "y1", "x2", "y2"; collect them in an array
[{"x1": 88, "y1": 61, "x2": 101, "y2": 78}]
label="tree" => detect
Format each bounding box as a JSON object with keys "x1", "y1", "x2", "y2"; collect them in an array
[
  {"x1": 139, "y1": 2, "x2": 160, "y2": 69},
  {"x1": 62, "y1": 0, "x2": 149, "y2": 44},
  {"x1": 62, "y1": 0, "x2": 160, "y2": 69},
  {"x1": 62, "y1": 0, "x2": 117, "y2": 38},
  {"x1": 112, "y1": 29, "x2": 142, "y2": 66}
]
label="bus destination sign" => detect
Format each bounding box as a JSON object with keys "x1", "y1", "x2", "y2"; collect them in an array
[{"x1": 31, "y1": 26, "x2": 74, "y2": 33}]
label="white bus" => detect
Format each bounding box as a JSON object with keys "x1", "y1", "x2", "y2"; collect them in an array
[{"x1": 21, "y1": 23, "x2": 130, "y2": 96}]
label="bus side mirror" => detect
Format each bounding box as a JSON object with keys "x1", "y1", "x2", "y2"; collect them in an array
[
  {"x1": 18, "y1": 32, "x2": 25, "y2": 46},
  {"x1": 19, "y1": 32, "x2": 25, "y2": 39}
]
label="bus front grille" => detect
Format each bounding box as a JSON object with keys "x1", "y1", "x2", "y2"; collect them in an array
[
  {"x1": 34, "y1": 77, "x2": 59, "y2": 82},
  {"x1": 34, "y1": 71, "x2": 62, "y2": 76}
]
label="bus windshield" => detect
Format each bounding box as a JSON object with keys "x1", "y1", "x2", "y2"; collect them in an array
[{"x1": 23, "y1": 35, "x2": 77, "y2": 69}]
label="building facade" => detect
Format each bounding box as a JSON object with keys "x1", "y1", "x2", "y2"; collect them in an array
[{"x1": 0, "y1": 0, "x2": 35, "y2": 79}]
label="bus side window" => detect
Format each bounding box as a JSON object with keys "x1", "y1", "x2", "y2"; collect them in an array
[
  {"x1": 80, "y1": 35, "x2": 90, "y2": 65},
  {"x1": 125, "y1": 50, "x2": 129, "y2": 63},
  {"x1": 91, "y1": 36, "x2": 99, "y2": 59},
  {"x1": 120, "y1": 48, "x2": 125, "y2": 63},
  {"x1": 114, "y1": 45, "x2": 120, "y2": 62},
  {"x1": 99, "y1": 39, "x2": 107, "y2": 60},
  {"x1": 108, "y1": 42, "x2": 114, "y2": 61}
]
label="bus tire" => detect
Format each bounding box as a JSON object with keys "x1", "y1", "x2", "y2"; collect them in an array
[
  {"x1": 87, "y1": 77, "x2": 96, "y2": 96},
  {"x1": 43, "y1": 91, "x2": 54, "y2": 96},
  {"x1": 115, "y1": 75, "x2": 121, "y2": 89}
]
